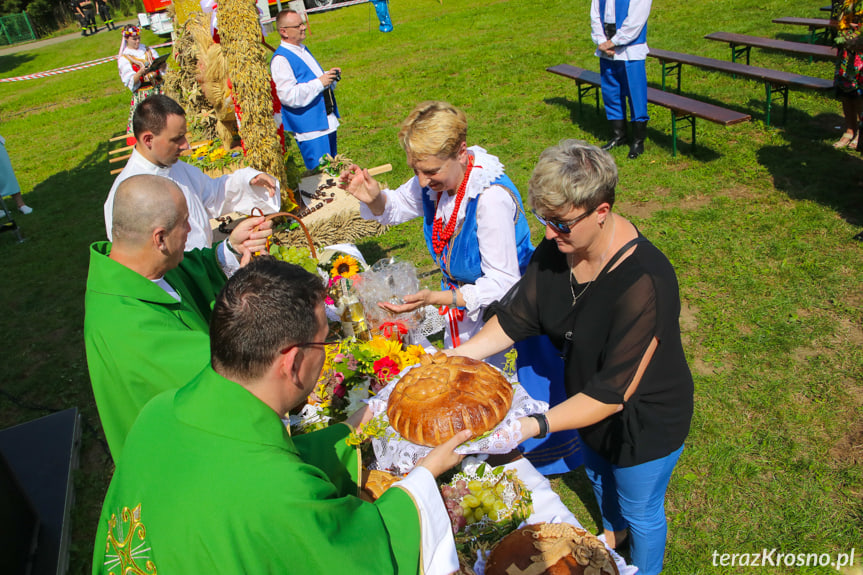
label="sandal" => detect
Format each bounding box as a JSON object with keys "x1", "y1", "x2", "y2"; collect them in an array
[{"x1": 834, "y1": 132, "x2": 856, "y2": 148}]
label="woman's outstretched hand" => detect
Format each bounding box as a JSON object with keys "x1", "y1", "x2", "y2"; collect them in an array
[
  {"x1": 339, "y1": 163, "x2": 385, "y2": 214},
  {"x1": 378, "y1": 289, "x2": 434, "y2": 314}
]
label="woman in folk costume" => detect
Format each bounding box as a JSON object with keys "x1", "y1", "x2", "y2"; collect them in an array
[
  {"x1": 342, "y1": 101, "x2": 581, "y2": 475},
  {"x1": 118, "y1": 25, "x2": 165, "y2": 140},
  {"x1": 832, "y1": 0, "x2": 863, "y2": 148}
]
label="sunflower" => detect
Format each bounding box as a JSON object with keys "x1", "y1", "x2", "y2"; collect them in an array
[
  {"x1": 208, "y1": 148, "x2": 228, "y2": 161},
  {"x1": 397, "y1": 345, "x2": 427, "y2": 369},
  {"x1": 330, "y1": 255, "x2": 360, "y2": 278},
  {"x1": 363, "y1": 336, "x2": 404, "y2": 361}
]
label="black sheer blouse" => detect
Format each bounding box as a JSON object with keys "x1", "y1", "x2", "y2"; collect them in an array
[{"x1": 488, "y1": 236, "x2": 693, "y2": 467}]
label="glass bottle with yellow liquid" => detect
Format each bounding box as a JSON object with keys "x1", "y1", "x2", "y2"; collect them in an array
[{"x1": 339, "y1": 278, "x2": 371, "y2": 341}]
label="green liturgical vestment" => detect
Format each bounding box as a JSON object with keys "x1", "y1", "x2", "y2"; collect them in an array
[
  {"x1": 92, "y1": 368, "x2": 423, "y2": 574},
  {"x1": 84, "y1": 241, "x2": 227, "y2": 459}
]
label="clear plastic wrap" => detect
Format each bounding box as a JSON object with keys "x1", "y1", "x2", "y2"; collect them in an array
[{"x1": 352, "y1": 257, "x2": 425, "y2": 339}]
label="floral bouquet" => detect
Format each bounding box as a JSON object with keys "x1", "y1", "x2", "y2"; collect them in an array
[
  {"x1": 184, "y1": 139, "x2": 244, "y2": 172},
  {"x1": 288, "y1": 335, "x2": 427, "y2": 434}
]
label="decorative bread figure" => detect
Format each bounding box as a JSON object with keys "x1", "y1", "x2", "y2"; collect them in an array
[
  {"x1": 387, "y1": 352, "x2": 513, "y2": 447},
  {"x1": 485, "y1": 523, "x2": 619, "y2": 575},
  {"x1": 361, "y1": 469, "x2": 401, "y2": 501}
]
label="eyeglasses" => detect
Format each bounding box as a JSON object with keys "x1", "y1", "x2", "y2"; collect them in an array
[
  {"x1": 280, "y1": 339, "x2": 341, "y2": 354},
  {"x1": 532, "y1": 207, "x2": 596, "y2": 234},
  {"x1": 279, "y1": 23, "x2": 306, "y2": 29}
]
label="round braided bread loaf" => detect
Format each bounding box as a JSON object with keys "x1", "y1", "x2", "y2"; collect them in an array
[{"x1": 386, "y1": 352, "x2": 513, "y2": 447}]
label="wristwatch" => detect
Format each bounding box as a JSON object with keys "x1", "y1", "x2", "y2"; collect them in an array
[{"x1": 528, "y1": 413, "x2": 549, "y2": 439}]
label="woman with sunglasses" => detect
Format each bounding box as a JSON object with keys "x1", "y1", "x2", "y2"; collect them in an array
[
  {"x1": 118, "y1": 25, "x2": 166, "y2": 140},
  {"x1": 451, "y1": 140, "x2": 693, "y2": 575}
]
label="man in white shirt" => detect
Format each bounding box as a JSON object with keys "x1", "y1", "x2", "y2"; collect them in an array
[
  {"x1": 271, "y1": 9, "x2": 340, "y2": 171},
  {"x1": 104, "y1": 95, "x2": 281, "y2": 250},
  {"x1": 590, "y1": 0, "x2": 652, "y2": 159}
]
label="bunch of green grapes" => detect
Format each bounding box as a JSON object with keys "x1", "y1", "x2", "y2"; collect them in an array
[
  {"x1": 269, "y1": 245, "x2": 318, "y2": 273},
  {"x1": 460, "y1": 480, "x2": 509, "y2": 525}
]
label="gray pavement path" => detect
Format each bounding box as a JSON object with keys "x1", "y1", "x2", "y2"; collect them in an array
[{"x1": 0, "y1": 17, "x2": 138, "y2": 57}]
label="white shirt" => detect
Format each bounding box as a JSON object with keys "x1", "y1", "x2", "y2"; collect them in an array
[
  {"x1": 359, "y1": 146, "x2": 523, "y2": 364},
  {"x1": 271, "y1": 41, "x2": 339, "y2": 142},
  {"x1": 104, "y1": 148, "x2": 280, "y2": 250},
  {"x1": 118, "y1": 46, "x2": 161, "y2": 92},
  {"x1": 590, "y1": 0, "x2": 652, "y2": 61}
]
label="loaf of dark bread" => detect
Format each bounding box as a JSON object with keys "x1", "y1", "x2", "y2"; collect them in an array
[{"x1": 485, "y1": 523, "x2": 619, "y2": 575}]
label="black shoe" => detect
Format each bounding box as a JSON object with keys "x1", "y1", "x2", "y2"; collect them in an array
[
  {"x1": 628, "y1": 121, "x2": 647, "y2": 159},
  {"x1": 602, "y1": 120, "x2": 627, "y2": 151}
]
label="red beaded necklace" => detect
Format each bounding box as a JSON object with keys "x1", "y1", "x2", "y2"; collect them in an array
[{"x1": 431, "y1": 156, "x2": 474, "y2": 255}]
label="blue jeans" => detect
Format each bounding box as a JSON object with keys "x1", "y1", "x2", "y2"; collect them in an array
[
  {"x1": 599, "y1": 58, "x2": 649, "y2": 122},
  {"x1": 583, "y1": 443, "x2": 684, "y2": 575}
]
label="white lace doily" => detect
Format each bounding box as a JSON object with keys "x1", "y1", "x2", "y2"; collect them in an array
[
  {"x1": 417, "y1": 304, "x2": 446, "y2": 337},
  {"x1": 366, "y1": 364, "x2": 548, "y2": 475}
]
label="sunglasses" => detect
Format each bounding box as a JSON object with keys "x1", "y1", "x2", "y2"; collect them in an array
[{"x1": 531, "y1": 207, "x2": 596, "y2": 234}]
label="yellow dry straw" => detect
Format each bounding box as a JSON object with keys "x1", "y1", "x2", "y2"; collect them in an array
[{"x1": 217, "y1": 0, "x2": 297, "y2": 211}]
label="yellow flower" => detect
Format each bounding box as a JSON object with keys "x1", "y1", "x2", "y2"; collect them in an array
[
  {"x1": 363, "y1": 336, "x2": 403, "y2": 360},
  {"x1": 330, "y1": 255, "x2": 360, "y2": 278},
  {"x1": 209, "y1": 148, "x2": 227, "y2": 161},
  {"x1": 397, "y1": 345, "x2": 427, "y2": 369}
]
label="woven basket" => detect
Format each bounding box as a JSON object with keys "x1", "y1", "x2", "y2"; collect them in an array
[{"x1": 252, "y1": 208, "x2": 317, "y2": 259}]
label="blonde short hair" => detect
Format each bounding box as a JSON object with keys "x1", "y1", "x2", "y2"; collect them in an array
[
  {"x1": 528, "y1": 140, "x2": 617, "y2": 214},
  {"x1": 397, "y1": 101, "x2": 467, "y2": 163}
]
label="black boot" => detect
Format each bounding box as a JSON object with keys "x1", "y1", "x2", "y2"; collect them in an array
[
  {"x1": 628, "y1": 121, "x2": 647, "y2": 159},
  {"x1": 601, "y1": 120, "x2": 627, "y2": 151}
]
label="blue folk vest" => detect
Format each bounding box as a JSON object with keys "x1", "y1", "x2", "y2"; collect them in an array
[
  {"x1": 421, "y1": 173, "x2": 534, "y2": 286},
  {"x1": 273, "y1": 46, "x2": 339, "y2": 133},
  {"x1": 598, "y1": 0, "x2": 648, "y2": 45}
]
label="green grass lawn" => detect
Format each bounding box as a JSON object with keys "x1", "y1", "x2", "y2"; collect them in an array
[{"x1": 1, "y1": 0, "x2": 861, "y2": 573}]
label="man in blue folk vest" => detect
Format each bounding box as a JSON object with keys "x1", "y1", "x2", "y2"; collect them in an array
[
  {"x1": 590, "y1": 0, "x2": 652, "y2": 159},
  {"x1": 271, "y1": 9, "x2": 341, "y2": 171}
]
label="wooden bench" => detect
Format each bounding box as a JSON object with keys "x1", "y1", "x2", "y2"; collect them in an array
[
  {"x1": 107, "y1": 136, "x2": 211, "y2": 175},
  {"x1": 546, "y1": 64, "x2": 750, "y2": 157},
  {"x1": 647, "y1": 48, "x2": 833, "y2": 126},
  {"x1": 704, "y1": 31, "x2": 836, "y2": 65},
  {"x1": 108, "y1": 134, "x2": 134, "y2": 175},
  {"x1": 772, "y1": 17, "x2": 837, "y2": 44}
]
